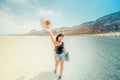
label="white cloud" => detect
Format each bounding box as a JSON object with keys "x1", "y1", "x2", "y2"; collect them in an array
[
  {"x1": 33, "y1": 0, "x2": 39, "y2": 8},
  {"x1": 10, "y1": 0, "x2": 27, "y2": 3},
  {"x1": 0, "y1": 10, "x2": 36, "y2": 35},
  {"x1": 25, "y1": 4, "x2": 35, "y2": 9},
  {"x1": 36, "y1": 8, "x2": 63, "y2": 29},
  {"x1": 37, "y1": 8, "x2": 62, "y2": 17},
  {"x1": 0, "y1": 11, "x2": 16, "y2": 27},
  {"x1": 0, "y1": 5, "x2": 62, "y2": 35},
  {"x1": 2, "y1": 6, "x2": 11, "y2": 11}
]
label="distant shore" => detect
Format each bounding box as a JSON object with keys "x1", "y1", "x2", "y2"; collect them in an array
[
  {"x1": 0, "y1": 32, "x2": 120, "y2": 37},
  {"x1": 77, "y1": 32, "x2": 120, "y2": 37}
]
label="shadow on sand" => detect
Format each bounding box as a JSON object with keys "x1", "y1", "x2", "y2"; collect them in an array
[{"x1": 30, "y1": 71, "x2": 58, "y2": 80}]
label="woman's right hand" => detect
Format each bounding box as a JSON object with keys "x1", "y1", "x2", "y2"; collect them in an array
[
  {"x1": 40, "y1": 18, "x2": 55, "y2": 45},
  {"x1": 40, "y1": 18, "x2": 51, "y2": 32}
]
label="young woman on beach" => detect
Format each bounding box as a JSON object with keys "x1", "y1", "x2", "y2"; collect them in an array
[{"x1": 40, "y1": 18, "x2": 67, "y2": 80}]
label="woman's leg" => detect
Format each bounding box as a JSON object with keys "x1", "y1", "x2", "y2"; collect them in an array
[
  {"x1": 60, "y1": 60, "x2": 64, "y2": 77},
  {"x1": 55, "y1": 60, "x2": 60, "y2": 71}
]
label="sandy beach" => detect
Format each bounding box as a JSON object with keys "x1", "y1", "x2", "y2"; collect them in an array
[{"x1": 0, "y1": 36, "x2": 120, "y2": 80}]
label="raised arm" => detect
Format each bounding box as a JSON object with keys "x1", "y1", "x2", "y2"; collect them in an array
[
  {"x1": 40, "y1": 18, "x2": 56, "y2": 46},
  {"x1": 48, "y1": 30, "x2": 56, "y2": 46}
]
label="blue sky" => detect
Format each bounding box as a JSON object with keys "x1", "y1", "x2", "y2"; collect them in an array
[{"x1": 0, "y1": 0, "x2": 120, "y2": 35}]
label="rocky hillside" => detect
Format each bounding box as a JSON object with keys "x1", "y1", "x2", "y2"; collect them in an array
[
  {"x1": 28, "y1": 11, "x2": 120, "y2": 35},
  {"x1": 71, "y1": 11, "x2": 120, "y2": 34},
  {"x1": 92, "y1": 11, "x2": 120, "y2": 32}
]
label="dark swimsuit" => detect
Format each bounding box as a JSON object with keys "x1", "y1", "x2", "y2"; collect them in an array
[
  {"x1": 55, "y1": 42, "x2": 64, "y2": 54},
  {"x1": 55, "y1": 42, "x2": 65, "y2": 60}
]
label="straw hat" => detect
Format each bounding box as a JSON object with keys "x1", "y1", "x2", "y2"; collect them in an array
[{"x1": 40, "y1": 18, "x2": 51, "y2": 31}]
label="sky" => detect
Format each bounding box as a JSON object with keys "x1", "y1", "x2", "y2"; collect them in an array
[{"x1": 0, "y1": 0, "x2": 120, "y2": 35}]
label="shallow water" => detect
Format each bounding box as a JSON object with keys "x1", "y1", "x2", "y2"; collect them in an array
[{"x1": 0, "y1": 36, "x2": 120, "y2": 80}]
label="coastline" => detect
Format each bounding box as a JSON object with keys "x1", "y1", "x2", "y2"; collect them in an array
[
  {"x1": 76, "y1": 32, "x2": 120, "y2": 37},
  {"x1": 0, "y1": 32, "x2": 120, "y2": 37}
]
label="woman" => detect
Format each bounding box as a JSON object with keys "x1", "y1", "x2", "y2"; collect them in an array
[{"x1": 40, "y1": 18, "x2": 66, "y2": 80}]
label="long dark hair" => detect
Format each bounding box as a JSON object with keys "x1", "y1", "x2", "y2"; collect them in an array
[{"x1": 56, "y1": 34, "x2": 64, "y2": 41}]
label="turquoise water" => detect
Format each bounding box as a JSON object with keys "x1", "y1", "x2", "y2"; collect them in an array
[
  {"x1": 63, "y1": 37, "x2": 120, "y2": 80},
  {"x1": 0, "y1": 36, "x2": 120, "y2": 80}
]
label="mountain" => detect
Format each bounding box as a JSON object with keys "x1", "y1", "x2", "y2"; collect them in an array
[
  {"x1": 71, "y1": 11, "x2": 120, "y2": 34},
  {"x1": 28, "y1": 29, "x2": 48, "y2": 36},
  {"x1": 28, "y1": 11, "x2": 120, "y2": 35},
  {"x1": 92, "y1": 11, "x2": 120, "y2": 32}
]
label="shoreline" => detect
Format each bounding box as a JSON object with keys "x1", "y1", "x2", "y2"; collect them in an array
[
  {"x1": 78, "y1": 32, "x2": 120, "y2": 37},
  {"x1": 0, "y1": 32, "x2": 120, "y2": 37}
]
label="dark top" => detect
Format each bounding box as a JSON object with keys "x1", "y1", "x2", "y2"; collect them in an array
[{"x1": 55, "y1": 42, "x2": 64, "y2": 54}]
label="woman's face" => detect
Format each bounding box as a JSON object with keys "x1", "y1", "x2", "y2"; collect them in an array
[{"x1": 58, "y1": 36, "x2": 64, "y2": 42}]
